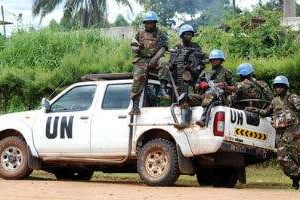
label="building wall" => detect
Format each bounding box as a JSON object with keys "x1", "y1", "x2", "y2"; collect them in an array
[
  {"x1": 100, "y1": 26, "x2": 136, "y2": 39},
  {"x1": 283, "y1": 0, "x2": 296, "y2": 17},
  {"x1": 282, "y1": 17, "x2": 300, "y2": 31}
]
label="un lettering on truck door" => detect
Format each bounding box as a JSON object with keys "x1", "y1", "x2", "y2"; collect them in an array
[{"x1": 46, "y1": 116, "x2": 74, "y2": 139}]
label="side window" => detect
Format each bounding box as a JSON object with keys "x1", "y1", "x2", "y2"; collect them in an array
[
  {"x1": 50, "y1": 85, "x2": 97, "y2": 112},
  {"x1": 102, "y1": 84, "x2": 131, "y2": 109}
]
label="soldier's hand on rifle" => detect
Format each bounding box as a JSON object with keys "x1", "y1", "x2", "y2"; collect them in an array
[
  {"x1": 215, "y1": 82, "x2": 227, "y2": 89},
  {"x1": 196, "y1": 81, "x2": 209, "y2": 90},
  {"x1": 131, "y1": 38, "x2": 144, "y2": 52}
]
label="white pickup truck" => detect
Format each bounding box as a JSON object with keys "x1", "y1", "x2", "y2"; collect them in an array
[{"x1": 0, "y1": 73, "x2": 276, "y2": 187}]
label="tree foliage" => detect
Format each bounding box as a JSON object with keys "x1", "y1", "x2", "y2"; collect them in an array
[
  {"x1": 194, "y1": 8, "x2": 299, "y2": 58},
  {"x1": 32, "y1": 0, "x2": 132, "y2": 27},
  {"x1": 113, "y1": 14, "x2": 129, "y2": 27},
  {"x1": 187, "y1": 0, "x2": 234, "y2": 27},
  {"x1": 136, "y1": 0, "x2": 232, "y2": 27}
]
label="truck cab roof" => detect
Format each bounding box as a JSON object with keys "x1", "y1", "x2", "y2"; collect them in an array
[{"x1": 81, "y1": 73, "x2": 159, "y2": 81}]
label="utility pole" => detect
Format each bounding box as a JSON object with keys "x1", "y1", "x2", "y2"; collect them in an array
[
  {"x1": 283, "y1": 0, "x2": 296, "y2": 17},
  {"x1": 1, "y1": 5, "x2": 6, "y2": 37},
  {"x1": 144, "y1": 0, "x2": 150, "y2": 11},
  {"x1": 233, "y1": 0, "x2": 236, "y2": 15}
]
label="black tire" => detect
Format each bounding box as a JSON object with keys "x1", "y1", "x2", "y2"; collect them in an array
[
  {"x1": 211, "y1": 168, "x2": 238, "y2": 188},
  {"x1": 54, "y1": 168, "x2": 93, "y2": 181},
  {"x1": 0, "y1": 136, "x2": 33, "y2": 179},
  {"x1": 137, "y1": 138, "x2": 179, "y2": 186},
  {"x1": 196, "y1": 168, "x2": 213, "y2": 186}
]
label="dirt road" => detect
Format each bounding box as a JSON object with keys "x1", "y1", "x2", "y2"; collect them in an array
[{"x1": 1, "y1": 178, "x2": 300, "y2": 200}]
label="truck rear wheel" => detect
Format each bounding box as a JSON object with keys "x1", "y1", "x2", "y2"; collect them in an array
[
  {"x1": 211, "y1": 168, "x2": 238, "y2": 188},
  {"x1": 0, "y1": 136, "x2": 32, "y2": 179},
  {"x1": 137, "y1": 138, "x2": 179, "y2": 186},
  {"x1": 54, "y1": 168, "x2": 94, "y2": 181},
  {"x1": 196, "y1": 168, "x2": 213, "y2": 186}
]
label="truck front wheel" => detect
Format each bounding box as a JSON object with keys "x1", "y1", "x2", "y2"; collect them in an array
[
  {"x1": 137, "y1": 138, "x2": 179, "y2": 186},
  {"x1": 0, "y1": 136, "x2": 32, "y2": 179}
]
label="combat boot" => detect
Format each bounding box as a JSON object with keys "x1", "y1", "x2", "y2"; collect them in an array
[
  {"x1": 129, "y1": 95, "x2": 141, "y2": 115},
  {"x1": 196, "y1": 107, "x2": 208, "y2": 127},
  {"x1": 292, "y1": 178, "x2": 299, "y2": 190},
  {"x1": 158, "y1": 80, "x2": 171, "y2": 99}
]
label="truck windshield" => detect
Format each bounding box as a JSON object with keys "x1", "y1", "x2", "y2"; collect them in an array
[{"x1": 50, "y1": 85, "x2": 97, "y2": 112}]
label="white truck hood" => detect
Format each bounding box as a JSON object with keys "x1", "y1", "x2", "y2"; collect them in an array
[{"x1": 0, "y1": 110, "x2": 40, "y2": 129}]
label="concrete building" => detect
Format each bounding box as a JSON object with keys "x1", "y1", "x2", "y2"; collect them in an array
[
  {"x1": 100, "y1": 26, "x2": 136, "y2": 39},
  {"x1": 282, "y1": 0, "x2": 300, "y2": 30}
]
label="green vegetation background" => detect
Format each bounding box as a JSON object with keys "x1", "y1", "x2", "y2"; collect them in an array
[{"x1": 0, "y1": 9, "x2": 299, "y2": 113}]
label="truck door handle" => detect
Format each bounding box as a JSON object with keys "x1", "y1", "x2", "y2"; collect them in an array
[
  {"x1": 118, "y1": 115, "x2": 127, "y2": 119},
  {"x1": 80, "y1": 116, "x2": 89, "y2": 120}
]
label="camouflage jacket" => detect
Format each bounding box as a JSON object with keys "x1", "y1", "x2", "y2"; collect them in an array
[
  {"x1": 132, "y1": 28, "x2": 168, "y2": 59},
  {"x1": 170, "y1": 42, "x2": 208, "y2": 83},
  {"x1": 196, "y1": 66, "x2": 235, "y2": 104},
  {"x1": 258, "y1": 92, "x2": 300, "y2": 128},
  {"x1": 172, "y1": 42, "x2": 207, "y2": 65},
  {"x1": 205, "y1": 65, "x2": 235, "y2": 86},
  {"x1": 231, "y1": 78, "x2": 273, "y2": 109}
]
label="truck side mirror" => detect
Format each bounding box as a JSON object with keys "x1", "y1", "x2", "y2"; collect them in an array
[{"x1": 41, "y1": 98, "x2": 51, "y2": 113}]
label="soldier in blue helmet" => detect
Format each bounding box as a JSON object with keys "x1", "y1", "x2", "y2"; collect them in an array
[
  {"x1": 230, "y1": 63, "x2": 273, "y2": 110},
  {"x1": 169, "y1": 24, "x2": 208, "y2": 96},
  {"x1": 188, "y1": 49, "x2": 236, "y2": 126},
  {"x1": 246, "y1": 75, "x2": 300, "y2": 190},
  {"x1": 130, "y1": 11, "x2": 170, "y2": 115}
]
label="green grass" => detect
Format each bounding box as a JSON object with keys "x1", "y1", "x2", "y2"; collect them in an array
[
  {"x1": 29, "y1": 166, "x2": 292, "y2": 189},
  {"x1": 245, "y1": 166, "x2": 291, "y2": 190}
]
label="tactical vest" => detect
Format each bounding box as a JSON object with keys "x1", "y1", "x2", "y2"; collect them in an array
[
  {"x1": 138, "y1": 30, "x2": 160, "y2": 58},
  {"x1": 272, "y1": 94, "x2": 298, "y2": 128}
]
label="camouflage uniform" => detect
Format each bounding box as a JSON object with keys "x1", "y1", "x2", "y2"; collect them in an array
[
  {"x1": 188, "y1": 66, "x2": 235, "y2": 106},
  {"x1": 170, "y1": 42, "x2": 207, "y2": 95},
  {"x1": 231, "y1": 78, "x2": 273, "y2": 110},
  {"x1": 252, "y1": 93, "x2": 300, "y2": 180},
  {"x1": 131, "y1": 28, "x2": 169, "y2": 98}
]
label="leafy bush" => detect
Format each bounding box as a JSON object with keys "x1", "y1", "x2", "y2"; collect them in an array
[
  {"x1": 0, "y1": 8, "x2": 300, "y2": 113},
  {"x1": 194, "y1": 9, "x2": 299, "y2": 58}
]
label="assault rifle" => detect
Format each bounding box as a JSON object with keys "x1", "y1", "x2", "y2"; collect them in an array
[{"x1": 197, "y1": 71, "x2": 224, "y2": 101}]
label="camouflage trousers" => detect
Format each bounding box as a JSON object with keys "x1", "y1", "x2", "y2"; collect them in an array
[
  {"x1": 131, "y1": 57, "x2": 169, "y2": 99},
  {"x1": 188, "y1": 93, "x2": 216, "y2": 107},
  {"x1": 276, "y1": 125, "x2": 300, "y2": 179}
]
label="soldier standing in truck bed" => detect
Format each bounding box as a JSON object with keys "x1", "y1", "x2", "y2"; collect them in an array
[
  {"x1": 129, "y1": 11, "x2": 170, "y2": 115},
  {"x1": 188, "y1": 49, "x2": 236, "y2": 126},
  {"x1": 169, "y1": 24, "x2": 207, "y2": 96}
]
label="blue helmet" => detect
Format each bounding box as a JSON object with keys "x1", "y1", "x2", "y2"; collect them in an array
[
  {"x1": 179, "y1": 24, "x2": 194, "y2": 37},
  {"x1": 236, "y1": 63, "x2": 254, "y2": 76},
  {"x1": 273, "y1": 75, "x2": 289, "y2": 87},
  {"x1": 143, "y1": 11, "x2": 158, "y2": 23},
  {"x1": 209, "y1": 49, "x2": 225, "y2": 60}
]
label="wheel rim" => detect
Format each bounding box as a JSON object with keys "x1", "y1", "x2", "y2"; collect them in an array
[
  {"x1": 1, "y1": 146, "x2": 23, "y2": 171},
  {"x1": 145, "y1": 150, "x2": 168, "y2": 178}
]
